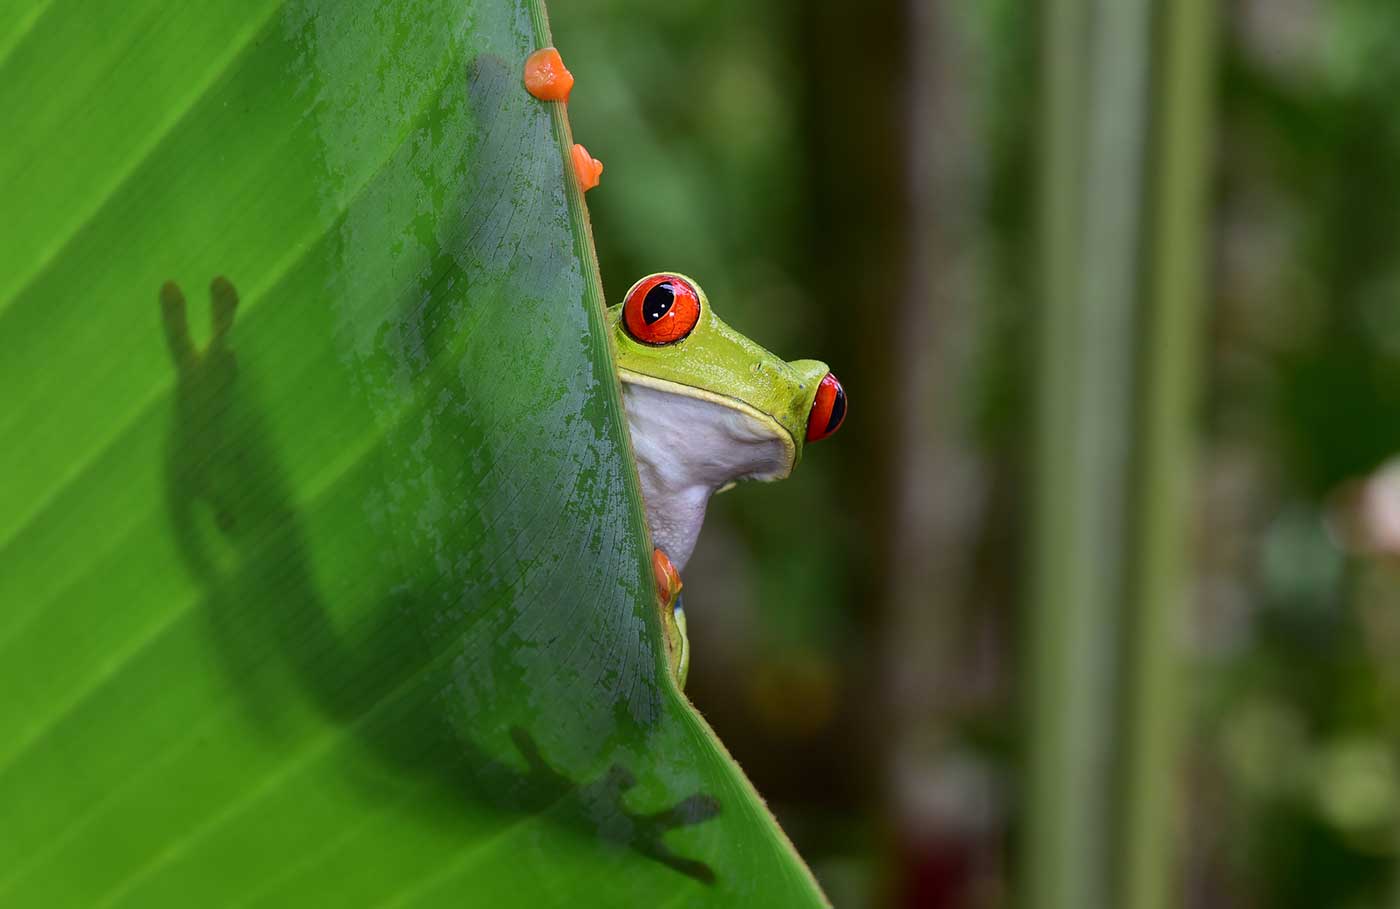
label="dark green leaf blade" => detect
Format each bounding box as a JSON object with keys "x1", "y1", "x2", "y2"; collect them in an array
[{"x1": 0, "y1": 1, "x2": 826, "y2": 905}]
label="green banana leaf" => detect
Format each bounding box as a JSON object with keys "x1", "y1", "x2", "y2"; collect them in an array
[{"x1": 0, "y1": 1, "x2": 826, "y2": 905}]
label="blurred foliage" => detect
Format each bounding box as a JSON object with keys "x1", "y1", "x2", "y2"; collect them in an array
[
  {"x1": 555, "y1": 0, "x2": 1400, "y2": 905},
  {"x1": 1201, "y1": 1, "x2": 1400, "y2": 905}
]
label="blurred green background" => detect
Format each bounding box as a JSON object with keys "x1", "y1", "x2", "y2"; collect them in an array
[{"x1": 553, "y1": 1, "x2": 1400, "y2": 906}]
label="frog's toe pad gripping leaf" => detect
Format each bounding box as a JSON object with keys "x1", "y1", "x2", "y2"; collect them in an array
[
  {"x1": 522, "y1": 47, "x2": 573, "y2": 102},
  {"x1": 571, "y1": 143, "x2": 603, "y2": 191}
]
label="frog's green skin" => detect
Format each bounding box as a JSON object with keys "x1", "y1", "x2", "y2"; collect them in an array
[
  {"x1": 671, "y1": 603, "x2": 689, "y2": 689},
  {"x1": 609, "y1": 273, "x2": 834, "y2": 688}
]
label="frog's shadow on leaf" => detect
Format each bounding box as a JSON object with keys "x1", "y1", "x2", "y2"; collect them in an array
[{"x1": 159, "y1": 276, "x2": 719, "y2": 885}]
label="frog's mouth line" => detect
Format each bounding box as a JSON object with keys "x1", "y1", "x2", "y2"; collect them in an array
[{"x1": 616, "y1": 368, "x2": 798, "y2": 477}]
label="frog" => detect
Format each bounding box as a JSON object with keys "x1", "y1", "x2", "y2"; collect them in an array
[{"x1": 609, "y1": 272, "x2": 846, "y2": 688}]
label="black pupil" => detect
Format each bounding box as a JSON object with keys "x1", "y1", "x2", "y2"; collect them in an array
[
  {"x1": 642, "y1": 283, "x2": 676, "y2": 325},
  {"x1": 825, "y1": 385, "x2": 846, "y2": 434}
]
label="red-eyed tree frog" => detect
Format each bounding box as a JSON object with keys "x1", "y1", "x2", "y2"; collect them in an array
[{"x1": 609, "y1": 273, "x2": 846, "y2": 688}]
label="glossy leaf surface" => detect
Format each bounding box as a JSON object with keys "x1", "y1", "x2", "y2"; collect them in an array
[{"x1": 0, "y1": 1, "x2": 825, "y2": 905}]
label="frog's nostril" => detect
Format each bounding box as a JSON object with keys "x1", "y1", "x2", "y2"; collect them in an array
[{"x1": 805, "y1": 373, "x2": 847, "y2": 442}]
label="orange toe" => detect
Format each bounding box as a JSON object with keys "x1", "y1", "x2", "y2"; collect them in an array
[
  {"x1": 652, "y1": 548, "x2": 682, "y2": 606},
  {"x1": 571, "y1": 143, "x2": 603, "y2": 191},
  {"x1": 523, "y1": 47, "x2": 574, "y2": 102}
]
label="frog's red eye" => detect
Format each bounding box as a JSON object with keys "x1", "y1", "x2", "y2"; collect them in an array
[
  {"x1": 806, "y1": 373, "x2": 847, "y2": 442},
  {"x1": 622, "y1": 274, "x2": 700, "y2": 345}
]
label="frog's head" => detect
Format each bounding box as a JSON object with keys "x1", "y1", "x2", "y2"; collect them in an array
[{"x1": 610, "y1": 272, "x2": 846, "y2": 570}]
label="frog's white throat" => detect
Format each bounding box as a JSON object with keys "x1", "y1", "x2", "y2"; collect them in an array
[{"x1": 620, "y1": 373, "x2": 796, "y2": 572}]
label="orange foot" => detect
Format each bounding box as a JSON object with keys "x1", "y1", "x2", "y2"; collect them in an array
[
  {"x1": 651, "y1": 548, "x2": 689, "y2": 688},
  {"x1": 652, "y1": 548, "x2": 682, "y2": 607}
]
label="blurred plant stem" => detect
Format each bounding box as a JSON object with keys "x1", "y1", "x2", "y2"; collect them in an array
[
  {"x1": 880, "y1": 0, "x2": 995, "y2": 904},
  {"x1": 1025, "y1": 1, "x2": 1213, "y2": 908},
  {"x1": 1119, "y1": 2, "x2": 1215, "y2": 908}
]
